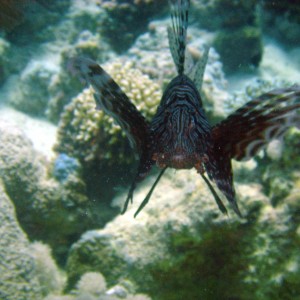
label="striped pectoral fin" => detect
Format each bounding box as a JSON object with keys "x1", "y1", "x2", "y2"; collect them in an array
[
  {"x1": 70, "y1": 57, "x2": 150, "y2": 153},
  {"x1": 212, "y1": 86, "x2": 300, "y2": 161}
]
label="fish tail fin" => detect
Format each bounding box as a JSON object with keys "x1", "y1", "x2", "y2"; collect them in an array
[{"x1": 168, "y1": 0, "x2": 190, "y2": 76}]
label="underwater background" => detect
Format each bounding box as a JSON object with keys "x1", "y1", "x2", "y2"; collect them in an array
[{"x1": 0, "y1": 0, "x2": 300, "y2": 299}]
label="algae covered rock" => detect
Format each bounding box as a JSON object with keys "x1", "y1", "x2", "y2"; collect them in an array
[
  {"x1": 0, "y1": 180, "x2": 43, "y2": 300},
  {"x1": 4, "y1": 0, "x2": 114, "y2": 122},
  {"x1": 55, "y1": 60, "x2": 161, "y2": 168},
  {"x1": 263, "y1": 0, "x2": 300, "y2": 45},
  {"x1": 0, "y1": 121, "x2": 98, "y2": 262},
  {"x1": 191, "y1": 0, "x2": 263, "y2": 73},
  {"x1": 98, "y1": 0, "x2": 168, "y2": 52},
  {"x1": 242, "y1": 202, "x2": 300, "y2": 299},
  {"x1": 0, "y1": 199, "x2": 65, "y2": 300},
  {"x1": 214, "y1": 26, "x2": 263, "y2": 74},
  {"x1": 65, "y1": 169, "x2": 264, "y2": 298},
  {"x1": 0, "y1": 37, "x2": 12, "y2": 84},
  {"x1": 255, "y1": 128, "x2": 300, "y2": 206},
  {"x1": 31, "y1": 242, "x2": 65, "y2": 296},
  {"x1": 191, "y1": 0, "x2": 259, "y2": 30},
  {"x1": 44, "y1": 271, "x2": 151, "y2": 300},
  {"x1": 46, "y1": 28, "x2": 116, "y2": 123},
  {"x1": 7, "y1": 57, "x2": 60, "y2": 116},
  {"x1": 224, "y1": 78, "x2": 293, "y2": 113},
  {"x1": 65, "y1": 163, "x2": 300, "y2": 299}
]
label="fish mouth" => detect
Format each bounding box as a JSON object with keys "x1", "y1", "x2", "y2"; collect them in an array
[
  {"x1": 154, "y1": 151, "x2": 195, "y2": 170},
  {"x1": 170, "y1": 153, "x2": 194, "y2": 169}
]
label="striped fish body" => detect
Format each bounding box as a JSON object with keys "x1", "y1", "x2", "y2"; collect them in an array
[{"x1": 151, "y1": 74, "x2": 211, "y2": 171}]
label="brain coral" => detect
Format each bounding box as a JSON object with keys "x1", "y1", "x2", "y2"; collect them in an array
[{"x1": 55, "y1": 60, "x2": 161, "y2": 167}]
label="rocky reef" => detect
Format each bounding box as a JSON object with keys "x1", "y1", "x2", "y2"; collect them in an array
[
  {"x1": 97, "y1": 0, "x2": 168, "y2": 52},
  {"x1": 191, "y1": 0, "x2": 259, "y2": 30},
  {"x1": 0, "y1": 0, "x2": 299, "y2": 299},
  {"x1": 191, "y1": 0, "x2": 263, "y2": 73},
  {"x1": 0, "y1": 181, "x2": 43, "y2": 300},
  {"x1": 65, "y1": 165, "x2": 300, "y2": 299},
  {"x1": 214, "y1": 25, "x2": 262, "y2": 74},
  {"x1": 0, "y1": 120, "x2": 107, "y2": 263},
  {"x1": 263, "y1": 0, "x2": 300, "y2": 45}
]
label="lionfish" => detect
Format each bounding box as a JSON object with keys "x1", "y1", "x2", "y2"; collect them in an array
[{"x1": 71, "y1": 0, "x2": 300, "y2": 217}]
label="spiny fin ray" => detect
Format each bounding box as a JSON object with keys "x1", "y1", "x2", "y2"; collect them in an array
[{"x1": 168, "y1": 0, "x2": 190, "y2": 75}]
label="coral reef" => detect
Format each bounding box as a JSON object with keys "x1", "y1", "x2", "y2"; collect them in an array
[
  {"x1": 44, "y1": 271, "x2": 151, "y2": 299},
  {"x1": 214, "y1": 26, "x2": 263, "y2": 73},
  {"x1": 55, "y1": 60, "x2": 161, "y2": 168},
  {"x1": 3, "y1": 0, "x2": 114, "y2": 122},
  {"x1": 254, "y1": 128, "x2": 300, "y2": 206},
  {"x1": 0, "y1": 0, "x2": 299, "y2": 299},
  {"x1": 0, "y1": 120, "x2": 103, "y2": 263},
  {"x1": 65, "y1": 165, "x2": 300, "y2": 299},
  {"x1": 46, "y1": 0, "x2": 118, "y2": 123},
  {"x1": 97, "y1": 0, "x2": 168, "y2": 52},
  {"x1": 263, "y1": 0, "x2": 300, "y2": 45},
  {"x1": 5, "y1": 0, "x2": 71, "y2": 45},
  {"x1": 53, "y1": 153, "x2": 81, "y2": 182},
  {"x1": 224, "y1": 78, "x2": 293, "y2": 113},
  {"x1": 6, "y1": 30, "x2": 115, "y2": 121},
  {"x1": 0, "y1": 37, "x2": 11, "y2": 84},
  {"x1": 0, "y1": 180, "x2": 43, "y2": 300},
  {"x1": 191, "y1": 0, "x2": 259, "y2": 30},
  {"x1": 190, "y1": 0, "x2": 263, "y2": 73},
  {"x1": 47, "y1": 29, "x2": 116, "y2": 123},
  {"x1": 31, "y1": 242, "x2": 66, "y2": 297},
  {"x1": 0, "y1": 200, "x2": 66, "y2": 300},
  {"x1": 64, "y1": 169, "x2": 258, "y2": 296},
  {"x1": 7, "y1": 57, "x2": 60, "y2": 116}
]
